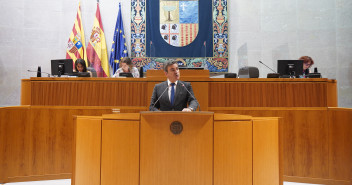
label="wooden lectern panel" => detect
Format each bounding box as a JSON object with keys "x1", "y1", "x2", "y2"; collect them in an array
[
  {"x1": 214, "y1": 120, "x2": 253, "y2": 185},
  {"x1": 140, "y1": 112, "x2": 213, "y2": 185},
  {"x1": 101, "y1": 120, "x2": 139, "y2": 185},
  {"x1": 73, "y1": 117, "x2": 102, "y2": 185}
]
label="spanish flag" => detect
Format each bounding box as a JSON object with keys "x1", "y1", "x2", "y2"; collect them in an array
[
  {"x1": 87, "y1": 2, "x2": 110, "y2": 77},
  {"x1": 66, "y1": 2, "x2": 87, "y2": 67}
]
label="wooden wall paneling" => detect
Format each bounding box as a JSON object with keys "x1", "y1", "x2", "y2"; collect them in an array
[
  {"x1": 209, "y1": 107, "x2": 330, "y2": 180},
  {"x1": 328, "y1": 108, "x2": 352, "y2": 181},
  {"x1": 73, "y1": 116, "x2": 102, "y2": 185},
  {"x1": 214, "y1": 120, "x2": 252, "y2": 185},
  {"x1": 147, "y1": 81, "x2": 160, "y2": 109},
  {"x1": 28, "y1": 108, "x2": 47, "y2": 176},
  {"x1": 25, "y1": 78, "x2": 337, "y2": 107},
  {"x1": 253, "y1": 118, "x2": 279, "y2": 185},
  {"x1": 327, "y1": 80, "x2": 338, "y2": 107},
  {"x1": 190, "y1": 82, "x2": 208, "y2": 111},
  {"x1": 101, "y1": 120, "x2": 139, "y2": 185},
  {"x1": 146, "y1": 69, "x2": 210, "y2": 79},
  {"x1": 0, "y1": 107, "x2": 30, "y2": 183},
  {"x1": 279, "y1": 117, "x2": 284, "y2": 185},
  {"x1": 46, "y1": 108, "x2": 74, "y2": 175},
  {"x1": 140, "y1": 112, "x2": 213, "y2": 185},
  {"x1": 21, "y1": 79, "x2": 31, "y2": 105},
  {"x1": 0, "y1": 106, "x2": 154, "y2": 183},
  {"x1": 31, "y1": 81, "x2": 147, "y2": 106},
  {"x1": 208, "y1": 82, "x2": 327, "y2": 107},
  {"x1": 0, "y1": 107, "x2": 5, "y2": 182},
  {"x1": 283, "y1": 109, "x2": 329, "y2": 178}
]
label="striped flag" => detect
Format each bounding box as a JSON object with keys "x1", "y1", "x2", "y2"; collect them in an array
[
  {"x1": 109, "y1": 3, "x2": 128, "y2": 74},
  {"x1": 66, "y1": 2, "x2": 87, "y2": 67},
  {"x1": 87, "y1": 2, "x2": 110, "y2": 77}
]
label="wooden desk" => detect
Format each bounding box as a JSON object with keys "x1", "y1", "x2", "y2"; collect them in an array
[
  {"x1": 21, "y1": 70, "x2": 337, "y2": 108},
  {"x1": 7, "y1": 72, "x2": 345, "y2": 184}
]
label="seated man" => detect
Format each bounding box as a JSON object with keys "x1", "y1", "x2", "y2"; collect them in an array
[{"x1": 149, "y1": 60, "x2": 198, "y2": 111}]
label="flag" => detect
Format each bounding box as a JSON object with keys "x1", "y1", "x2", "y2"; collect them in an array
[
  {"x1": 109, "y1": 3, "x2": 128, "y2": 74},
  {"x1": 87, "y1": 2, "x2": 110, "y2": 77},
  {"x1": 66, "y1": 2, "x2": 87, "y2": 67}
]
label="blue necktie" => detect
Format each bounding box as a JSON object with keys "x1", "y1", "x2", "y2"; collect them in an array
[{"x1": 170, "y1": 83, "x2": 175, "y2": 106}]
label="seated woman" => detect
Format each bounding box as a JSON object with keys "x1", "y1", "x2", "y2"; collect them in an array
[
  {"x1": 75, "y1": 59, "x2": 92, "y2": 77},
  {"x1": 112, "y1": 57, "x2": 140, "y2": 78},
  {"x1": 299, "y1": 56, "x2": 314, "y2": 78}
]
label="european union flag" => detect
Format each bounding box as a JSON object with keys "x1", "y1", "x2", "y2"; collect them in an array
[{"x1": 109, "y1": 3, "x2": 128, "y2": 74}]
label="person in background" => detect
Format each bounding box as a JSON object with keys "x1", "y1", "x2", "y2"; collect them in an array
[
  {"x1": 299, "y1": 56, "x2": 314, "y2": 78},
  {"x1": 149, "y1": 60, "x2": 198, "y2": 111},
  {"x1": 75, "y1": 59, "x2": 92, "y2": 77},
  {"x1": 112, "y1": 57, "x2": 140, "y2": 78}
]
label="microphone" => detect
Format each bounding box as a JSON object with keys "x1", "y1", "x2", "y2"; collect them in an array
[
  {"x1": 37, "y1": 66, "x2": 41, "y2": 77},
  {"x1": 27, "y1": 69, "x2": 51, "y2": 77},
  {"x1": 259, "y1": 61, "x2": 277, "y2": 73},
  {"x1": 203, "y1": 41, "x2": 207, "y2": 58},
  {"x1": 258, "y1": 61, "x2": 280, "y2": 78},
  {"x1": 179, "y1": 82, "x2": 200, "y2": 111},
  {"x1": 150, "y1": 41, "x2": 153, "y2": 58},
  {"x1": 150, "y1": 84, "x2": 169, "y2": 111}
]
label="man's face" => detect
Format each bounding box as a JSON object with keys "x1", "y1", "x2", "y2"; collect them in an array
[{"x1": 165, "y1": 63, "x2": 180, "y2": 83}]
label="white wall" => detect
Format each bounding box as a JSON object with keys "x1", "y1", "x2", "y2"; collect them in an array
[{"x1": 0, "y1": 0, "x2": 351, "y2": 107}]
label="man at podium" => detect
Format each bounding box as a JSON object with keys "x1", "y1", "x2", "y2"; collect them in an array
[{"x1": 149, "y1": 60, "x2": 199, "y2": 111}]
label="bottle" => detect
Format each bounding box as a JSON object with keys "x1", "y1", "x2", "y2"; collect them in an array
[{"x1": 37, "y1": 66, "x2": 41, "y2": 77}]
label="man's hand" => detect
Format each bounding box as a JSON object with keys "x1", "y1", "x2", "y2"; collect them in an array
[{"x1": 182, "y1": 108, "x2": 192, "y2": 112}]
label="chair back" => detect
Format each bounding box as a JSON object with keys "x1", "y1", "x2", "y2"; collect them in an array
[
  {"x1": 238, "y1": 66, "x2": 259, "y2": 78},
  {"x1": 87, "y1": 67, "x2": 97, "y2": 77}
]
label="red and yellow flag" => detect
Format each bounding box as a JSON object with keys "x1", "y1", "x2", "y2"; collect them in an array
[
  {"x1": 66, "y1": 2, "x2": 87, "y2": 67},
  {"x1": 87, "y1": 3, "x2": 110, "y2": 77}
]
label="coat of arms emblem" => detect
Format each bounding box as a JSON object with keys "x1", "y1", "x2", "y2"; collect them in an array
[
  {"x1": 67, "y1": 33, "x2": 83, "y2": 54},
  {"x1": 160, "y1": 0, "x2": 199, "y2": 47},
  {"x1": 90, "y1": 27, "x2": 101, "y2": 46}
]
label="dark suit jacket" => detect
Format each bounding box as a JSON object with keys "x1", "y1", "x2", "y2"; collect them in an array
[{"x1": 149, "y1": 81, "x2": 198, "y2": 111}]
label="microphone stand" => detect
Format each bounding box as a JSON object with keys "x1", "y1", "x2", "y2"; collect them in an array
[
  {"x1": 151, "y1": 85, "x2": 169, "y2": 111},
  {"x1": 258, "y1": 61, "x2": 280, "y2": 78},
  {"x1": 180, "y1": 82, "x2": 200, "y2": 111},
  {"x1": 259, "y1": 61, "x2": 277, "y2": 73},
  {"x1": 150, "y1": 41, "x2": 154, "y2": 69},
  {"x1": 203, "y1": 41, "x2": 207, "y2": 69}
]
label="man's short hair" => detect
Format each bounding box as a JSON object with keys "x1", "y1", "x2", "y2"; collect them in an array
[{"x1": 163, "y1": 60, "x2": 178, "y2": 72}]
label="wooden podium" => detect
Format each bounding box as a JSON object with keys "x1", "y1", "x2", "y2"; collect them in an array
[{"x1": 73, "y1": 112, "x2": 279, "y2": 185}]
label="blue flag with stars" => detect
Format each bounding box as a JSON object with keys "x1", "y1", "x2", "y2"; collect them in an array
[{"x1": 109, "y1": 3, "x2": 128, "y2": 74}]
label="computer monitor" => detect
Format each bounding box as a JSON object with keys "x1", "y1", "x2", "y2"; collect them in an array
[
  {"x1": 51, "y1": 59, "x2": 73, "y2": 77},
  {"x1": 119, "y1": 72, "x2": 134, "y2": 77},
  {"x1": 277, "y1": 60, "x2": 303, "y2": 78}
]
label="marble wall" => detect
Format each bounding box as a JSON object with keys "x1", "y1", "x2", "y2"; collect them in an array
[{"x1": 0, "y1": 0, "x2": 351, "y2": 107}]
